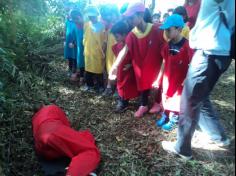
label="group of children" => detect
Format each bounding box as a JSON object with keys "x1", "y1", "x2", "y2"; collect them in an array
[{"x1": 64, "y1": 2, "x2": 199, "y2": 133}]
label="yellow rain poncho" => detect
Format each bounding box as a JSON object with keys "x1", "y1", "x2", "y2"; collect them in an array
[
  {"x1": 83, "y1": 22, "x2": 106, "y2": 74},
  {"x1": 105, "y1": 32, "x2": 116, "y2": 73}
]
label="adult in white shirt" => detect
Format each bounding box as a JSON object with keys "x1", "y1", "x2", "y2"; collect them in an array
[{"x1": 161, "y1": 0, "x2": 235, "y2": 160}]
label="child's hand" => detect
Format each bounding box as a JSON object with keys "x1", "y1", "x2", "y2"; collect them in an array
[
  {"x1": 152, "y1": 80, "x2": 160, "y2": 89},
  {"x1": 182, "y1": 79, "x2": 186, "y2": 86},
  {"x1": 69, "y1": 43, "x2": 75, "y2": 48},
  {"x1": 123, "y1": 64, "x2": 132, "y2": 71},
  {"x1": 109, "y1": 65, "x2": 118, "y2": 81}
]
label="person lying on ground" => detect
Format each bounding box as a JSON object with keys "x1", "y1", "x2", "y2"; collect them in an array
[{"x1": 32, "y1": 104, "x2": 100, "y2": 176}]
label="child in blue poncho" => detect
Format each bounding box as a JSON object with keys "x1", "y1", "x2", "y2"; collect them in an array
[
  {"x1": 64, "y1": 9, "x2": 84, "y2": 82},
  {"x1": 70, "y1": 10, "x2": 85, "y2": 82}
]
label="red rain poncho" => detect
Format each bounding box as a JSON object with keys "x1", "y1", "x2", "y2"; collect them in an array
[
  {"x1": 32, "y1": 105, "x2": 100, "y2": 176},
  {"x1": 112, "y1": 42, "x2": 139, "y2": 100},
  {"x1": 125, "y1": 24, "x2": 164, "y2": 91},
  {"x1": 160, "y1": 40, "x2": 194, "y2": 112}
]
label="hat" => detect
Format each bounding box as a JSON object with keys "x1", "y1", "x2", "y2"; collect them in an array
[
  {"x1": 160, "y1": 14, "x2": 185, "y2": 30},
  {"x1": 85, "y1": 5, "x2": 99, "y2": 17},
  {"x1": 123, "y1": 2, "x2": 145, "y2": 17}
]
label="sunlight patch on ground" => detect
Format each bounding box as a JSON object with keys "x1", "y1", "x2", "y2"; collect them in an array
[
  {"x1": 87, "y1": 96, "x2": 107, "y2": 106},
  {"x1": 213, "y1": 100, "x2": 235, "y2": 110},
  {"x1": 58, "y1": 86, "x2": 75, "y2": 95},
  {"x1": 220, "y1": 74, "x2": 235, "y2": 85},
  {"x1": 192, "y1": 131, "x2": 228, "y2": 151}
]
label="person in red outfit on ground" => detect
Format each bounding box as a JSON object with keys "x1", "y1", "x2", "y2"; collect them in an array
[
  {"x1": 32, "y1": 104, "x2": 100, "y2": 176},
  {"x1": 184, "y1": 0, "x2": 201, "y2": 29}
]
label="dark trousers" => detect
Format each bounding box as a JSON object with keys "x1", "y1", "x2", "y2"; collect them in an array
[
  {"x1": 80, "y1": 67, "x2": 85, "y2": 78},
  {"x1": 85, "y1": 71, "x2": 104, "y2": 88},
  {"x1": 140, "y1": 90, "x2": 150, "y2": 106},
  {"x1": 68, "y1": 59, "x2": 77, "y2": 73},
  {"x1": 175, "y1": 50, "x2": 232, "y2": 156}
]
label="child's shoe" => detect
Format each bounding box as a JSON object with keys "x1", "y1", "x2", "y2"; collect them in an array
[
  {"x1": 70, "y1": 73, "x2": 79, "y2": 82},
  {"x1": 134, "y1": 106, "x2": 149, "y2": 118},
  {"x1": 79, "y1": 77, "x2": 85, "y2": 86},
  {"x1": 149, "y1": 102, "x2": 162, "y2": 114},
  {"x1": 102, "y1": 88, "x2": 113, "y2": 97},
  {"x1": 80, "y1": 85, "x2": 94, "y2": 93},
  {"x1": 162, "y1": 113, "x2": 179, "y2": 132},
  {"x1": 96, "y1": 87, "x2": 105, "y2": 94},
  {"x1": 115, "y1": 99, "x2": 129, "y2": 113},
  {"x1": 156, "y1": 112, "x2": 168, "y2": 127},
  {"x1": 113, "y1": 90, "x2": 119, "y2": 99}
]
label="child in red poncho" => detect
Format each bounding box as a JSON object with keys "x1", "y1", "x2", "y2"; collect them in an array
[
  {"x1": 110, "y1": 20, "x2": 139, "y2": 112},
  {"x1": 32, "y1": 105, "x2": 100, "y2": 176},
  {"x1": 109, "y1": 2, "x2": 164, "y2": 118},
  {"x1": 153, "y1": 14, "x2": 194, "y2": 132},
  {"x1": 184, "y1": 0, "x2": 201, "y2": 29}
]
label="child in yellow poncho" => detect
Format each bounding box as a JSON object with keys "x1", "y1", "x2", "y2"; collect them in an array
[
  {"x1": 83, "y1": 6, "x2": 106, "y2": 93},
  {"x1": 100, "y1": 4, "x2": 120, "y2": 96}
]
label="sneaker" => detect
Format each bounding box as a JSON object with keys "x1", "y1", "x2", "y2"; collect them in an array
[
  {"x1": 156, "y1": 112, "x2": 168, "y2": 127},
  {"x1": 115, "y1": 99, "x2": 129, "y2": 113},
  {"x1": 96, "y1": 87, "x2": 105, "y2": 94},
  {"x1": 113, "y1": 91, "x2": 119, "y2": 99},
  {"x1": 79, "y1": 77, "x2": 85, "y2": 86},
  {"x1": 80, "y1": 85, "x2": 94, "y2": 93},
  {"x1": 210, "y1": 138, "x2": 231, "y2": 147},
  {"x1": 162, "y1": 112, "x2": 179, "y2": 132},
  {"x1": 134, "y1": 106, "x2": 149, "y2": 118},
  {"x1": 102, "y1": 88, "x2": 113, "y2": 97},
  {"x1": 162, "y1": 141, "x2": 193, "y2": 160},
  {"x1": 70, "y1": 73, "x2": 79, "y2": 82},
  {"x1": 149, "y1": 103, "x2": 162, "y2": 114},
  {"x1": 162, "y1": 121, "x2": 178, "y2": 132}
]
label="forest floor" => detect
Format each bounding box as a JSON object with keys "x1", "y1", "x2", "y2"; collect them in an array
[{"x1": 5, "y1": 57, "x2": 235, "y2": 176}]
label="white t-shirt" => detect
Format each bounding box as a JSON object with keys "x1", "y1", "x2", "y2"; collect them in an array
[{"x1": 189, "y1": 0, "x2": 235, "y2": 56}]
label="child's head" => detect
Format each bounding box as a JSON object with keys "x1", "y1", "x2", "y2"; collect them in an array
[
  {"x1": 85, "y1": 5, "x2": 99, "y2": 23},
  {"x1": 144, "y1": 8, "x2": 152, "y2": 23},
  {"x1": 167, "y1": 8, "x2": 174, "y2": 16},
  {"x1": 64, "y1": 2, "x2": 74, "y2": 13},
  {"x1": 123, "y1": 2, "x2": 146, "y2": 27},
  {"x1": 100, "y1": 4, "x2": 120, "y2": 24},
  {"x1": 111, "y1": 20, "x2": 131, "y2": 43},
  {"x1": 70, "y1": 9, "x2": 83, "y2": 23},
  {"x1": 162, "y1": 13, "x2": 170, "y2": 22},
  {"x1": 160, "y1": 14, "x2": 185, "y2": 41},
  {"x1": 173, "y1": 6, "x2": 189, "y2": 23},
  {"x1": 152, "y1": 13, "x2": 161, "y2": 24}
]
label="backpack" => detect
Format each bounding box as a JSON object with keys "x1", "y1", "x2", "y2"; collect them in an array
[{"x1": 218, "y1": 2, "x2": 235, "y2": 59}]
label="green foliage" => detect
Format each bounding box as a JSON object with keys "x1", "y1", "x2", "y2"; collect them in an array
[
  {"x1": 0, "y1": 1, "x2": 66, "y2": 175},
  {"x1": 0, "y1": 0, "x2": 91, "y2": 174}
]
